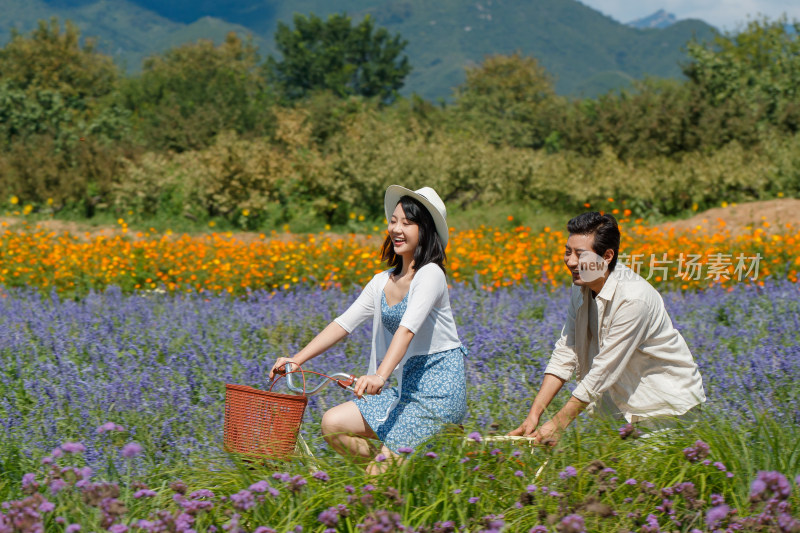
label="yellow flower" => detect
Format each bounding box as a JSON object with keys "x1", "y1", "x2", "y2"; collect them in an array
[
  {"x1": 10, "y1": 196, "x2": 19, "y2": 205},
  {"x1": 22, "y1": 205, "x2": 33, "y2": 215},
  {"x1": 349, "y1": 212, "x2": 356, "y2": 220},
  {"x1": 46, "y1": 198, "x2": 54, "y2": 206},
  {"x1": 117, "y1": 218, "x2": 125, "y2": 225},
  {"x1": 208, "y1": 221, "x2": 216, "y2": 228},
  {"x1": 325, "y1": 224, "x2": 331, "y2": 231},
  {"x1": 242, "y1": 209, "x2": 250, "y2": 217},
  {"x1": 358, "y1": 215, "x2": 365, "y2": 221}
]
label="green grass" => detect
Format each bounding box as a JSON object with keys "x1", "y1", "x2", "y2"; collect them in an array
[{"x1": 2, "y1": 411, "x2": 797, "y2": 530}]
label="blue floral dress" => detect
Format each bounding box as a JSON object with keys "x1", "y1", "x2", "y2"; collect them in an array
[{"x1": 355, "y1": 291, "x2": 468, "y2": 454}]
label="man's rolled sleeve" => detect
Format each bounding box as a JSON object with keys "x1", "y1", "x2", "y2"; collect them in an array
[
  {"x1": 544, "y1": 331, "x2": 577, "y2": 381},
  {"x1": 571, "y1": 298, "x2": 649, "y2": 404}
]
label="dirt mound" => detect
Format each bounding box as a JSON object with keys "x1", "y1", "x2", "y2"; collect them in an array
[{"x1": 656, "y1": 198, "x2": 800, "y2": 235}]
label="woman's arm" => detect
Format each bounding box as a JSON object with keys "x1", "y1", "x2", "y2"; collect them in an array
[
  {"x1": 353, "y1": 326, "x2": 415, "y2": 398},
  {"x1": 269, "y1": 322, "x2": 349, "y2": 378}
]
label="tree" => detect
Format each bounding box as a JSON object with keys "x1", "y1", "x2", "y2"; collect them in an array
[
  {"x1": 684, "y1": 17, "x2": 800, "y2": 135},
  {"x1": 451, "y1": 52, "x2": 561, "y2": 149},
  {"x1": 0, "y1": 18, "x2": 119, "y2": 105},
  {"x1": 120, "y1": 32, "x2": 273, "y2": 151},
  {"x1": 268, "y1": 13, "x2": 411, "y2": 103}
]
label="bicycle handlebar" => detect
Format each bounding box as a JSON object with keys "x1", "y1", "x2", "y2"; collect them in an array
[{"x1": 282, "y1": 368, "x2": 358, "y2": 396}]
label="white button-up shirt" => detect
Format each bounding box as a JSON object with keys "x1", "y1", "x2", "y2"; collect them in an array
[{"x1": 544, "y1": 264, "x2": 706, "y2": 422}]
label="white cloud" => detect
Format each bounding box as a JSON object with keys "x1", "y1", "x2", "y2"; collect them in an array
[{"x1": 578, "y1": 0, "x2": 799, "y2": 31}]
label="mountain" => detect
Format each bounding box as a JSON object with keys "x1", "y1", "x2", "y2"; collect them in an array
[
  {"x1": 1, "y1": 0, "x2": 717, "y2": 100},
  {"x1": 627, "y1": 9, "x2": 678, "y2": 30}
]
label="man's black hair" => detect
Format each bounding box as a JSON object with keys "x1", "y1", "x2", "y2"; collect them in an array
[
  {"x1": 567, "y1": 212, "x2": 620, "y2": 271},
  {"x1": 381, "y1": 195, "x2": 446, "y2": 275}
]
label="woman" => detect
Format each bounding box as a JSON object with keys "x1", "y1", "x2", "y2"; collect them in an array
[{"x1": 269, "y1": 185, "x2": 467, "y2": 473}]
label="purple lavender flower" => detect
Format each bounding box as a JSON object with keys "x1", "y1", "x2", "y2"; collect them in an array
[
  {"x1": 559, "y1": 466, "x2": 577, "y2": 479},
  {"x1": 191, "y1": 489, "x2": 215, "y2": 499},
  {"x1": 618, "y1": 423, "x2": 641, "y2": 440},
  {"x1": 108, "y1": 525, "x2": 128, "y2": 533},
  {"x1": 229, "y1": 490, "x2": 255, "y2": 512},
  {"x1": 120, "y1": 442, "x2": 142, "y2": 458},
  {"x1": 134, "y1": 489, "x2": 157, "y2": 499},
  {"x1": 288, "y1": 475, "x2": 307, "y2": 493},
  {"x1": 682, "y1": 440, "x2": 710, "y2": 463},
  {"x1": 529, "y1": 527, "x2": 548, "y2": 533},
  {"x1": 705, "y1": 505, "x2": 730, "y2": 528},
  {"x1": 253, "y1": 528, "x2": 277, "y2": 533},
  {"x1": 641, "y1": 514, "x2": 660, "y2": 533},
  {"x1": 169, "y1": 480, "x2": 188, "y2": 494},
  {"x1": 272, "y1": 473, "x2": 290, "y2": 483},
  {"x1": 453, "y1": 489, "x2": 462, "y2": 494},
  {"x1": 490, "y1": 448, "x2": 501, "y2": 456},
  {"x1": 38, "y1": 499, "x2": 55, "y2": 513},
  {"x1": 467, "y1": 432, "x2": 482, "y2": 443},
  {"x1": 468, "y1": 497, "x2": 479, "y2": 503},
  {"x1": 318, "y1": 507, "x2": 339, "y2": 527},
  {"x1": 624, "y1": 478, "x2": 637, "y2": 485},
  {"x1": 514, "y1": 470, "x2": 524, "y2": 477},
  {"x1": 375, "y1": 454, "x2": 387, "y2": 462},
  {"x1": 61, "y1": 442, "x2": 86, "y2": 454},
  {"x1": 344, "y1": 485, "x2": 355, "y2": 494},
  {"x1": 559, "y1": 513, "x2": 586, "y2": 533},
  {"x1": 96, "y1": 422, "x2": 125, "y2": 434},
  {"x1": 397, "y1": 447, "x2": 414, "y2": 454},
  {"x1": 356, "y1": 509, "x2": 405, "y2": 532},
  {"x1": 425, "y1": 452, "x2": 438, "y2": 459},
  {"x1": 750, "y1": 470, "x2": 792, "y2": 501},
  {"x1": 66, "y1": 525, "x2": 81, "y2": 533},
  {"x1": 312, "y1": 471, "x2": 330, "y2": 482}
]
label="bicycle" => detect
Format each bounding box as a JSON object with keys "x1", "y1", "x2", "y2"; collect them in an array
[{"x1": 224, "y1": 367, "x2": 549, "y2": 479}]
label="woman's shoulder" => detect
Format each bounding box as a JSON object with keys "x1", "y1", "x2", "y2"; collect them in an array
[
  {"x1": 365, "y1": 269, "x2": 392, "y2": 286},
  {"x1": 413, "y1": 263, "x2": 446, "y2": 284}
]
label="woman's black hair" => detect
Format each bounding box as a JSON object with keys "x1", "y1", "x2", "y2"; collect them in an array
[
  {"x1": 381, "y1": 195, "x2": 446, "y2": 275},
  {"x1": 566, "y1": 211, "x2": 620, "y2": 271}
]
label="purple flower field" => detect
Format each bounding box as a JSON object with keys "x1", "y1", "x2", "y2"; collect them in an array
[
  {"x1": 1, "y1": 281, "x2": 800, "y2": 531},
  {"x1": 1, "y1": 280, "x2": 798, "y2": 474}
]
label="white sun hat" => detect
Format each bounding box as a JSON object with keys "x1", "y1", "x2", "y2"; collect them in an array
[{"x1": 384, "y1": 185, "x2": 449, "y2": 247}]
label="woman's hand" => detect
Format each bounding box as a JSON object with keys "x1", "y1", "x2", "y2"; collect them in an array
[
  {"x1": 354, "y1": 374, "x2": 386, "y2": 398},
  {"x1": 269, "y1": 357, "x2": 298, "y2": 379},
  {"x1": 508, "y1": 413, "x2": 540, "y2": 437}
]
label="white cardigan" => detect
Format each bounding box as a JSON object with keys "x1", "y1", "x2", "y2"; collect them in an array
[{"x1": 334, "y1": 263, "x2": 462, "y2": 388}]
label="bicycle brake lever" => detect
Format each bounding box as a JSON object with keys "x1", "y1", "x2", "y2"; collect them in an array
[{"x1": 336, "y1": 375, "x2": 358, "y2": 392}]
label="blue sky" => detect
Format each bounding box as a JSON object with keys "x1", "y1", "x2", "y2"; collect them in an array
[{"x1": 578, "y1": 0, "x2": 799, "y2": 31}]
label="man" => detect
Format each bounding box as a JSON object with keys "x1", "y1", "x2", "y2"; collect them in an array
[{"x1": 510, "y1": 212, "x2": 705, "y2": 443}]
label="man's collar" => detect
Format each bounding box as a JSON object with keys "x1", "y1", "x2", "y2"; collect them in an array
[{"x1": 593, "y1": 265, "x2": 625, "y2": 302}]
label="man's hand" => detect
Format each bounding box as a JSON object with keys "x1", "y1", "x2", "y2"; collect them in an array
[
  {"x1": 508, "y1": 414, "x2": 540, "y2": 437},
  {"x1": 531, "y1": 419, "x2": 562, "y2": 446}
]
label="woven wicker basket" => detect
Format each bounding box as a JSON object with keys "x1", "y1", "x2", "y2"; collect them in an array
[{"x1": 224, "y1": 383, "x2": 308, "y2": 460}]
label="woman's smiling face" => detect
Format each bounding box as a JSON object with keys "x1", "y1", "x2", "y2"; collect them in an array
[{"x1": 388, "y1": 202, "x2": 420, "y2": 258}]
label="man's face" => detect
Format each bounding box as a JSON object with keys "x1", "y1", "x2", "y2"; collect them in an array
[{"x1": 564, "y1": 233, "x2": 606, "y2": 286}]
